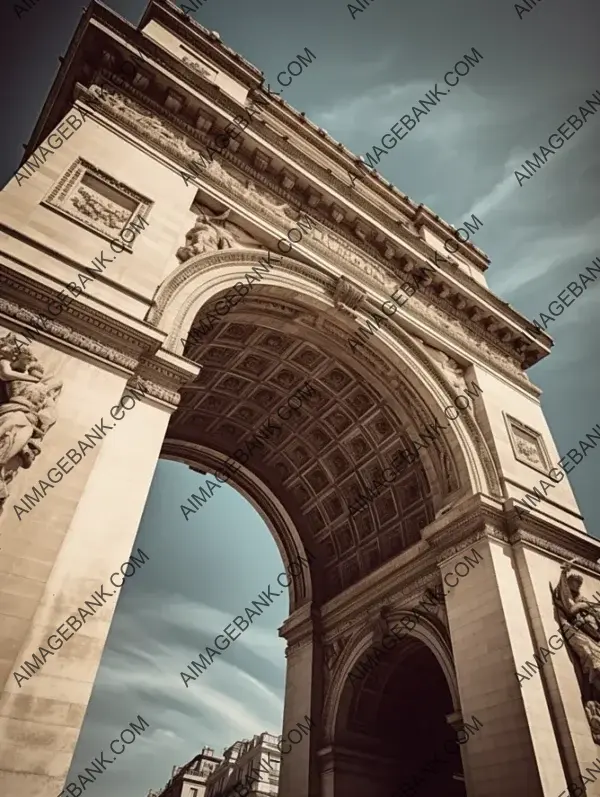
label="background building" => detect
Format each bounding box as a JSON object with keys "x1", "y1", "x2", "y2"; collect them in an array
[
  {"x1": 147, "y1": 745, "x2": 222, "y2": 797},
  {"x1": 205, "y1": 733, "x2": 281, "y2": 797}
]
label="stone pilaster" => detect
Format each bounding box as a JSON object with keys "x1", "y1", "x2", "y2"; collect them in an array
[
  {"x1": 280, "y1": 604, "x2": 323, "y2": 797},
  {"x1": 442, "y1": 531, "x2": 568, "y2": 796}
]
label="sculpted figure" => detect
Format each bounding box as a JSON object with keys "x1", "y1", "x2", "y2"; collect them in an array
[
  {"x1": 244, "y1": 180, "x2": 291, "y2": 221},
  {"x1": 414, "y1": 337, "x2": 466, "y2": 394},
  {"x1": 373, "y1": 605, "x2": 392, "y2": 645},
  {"x1": 176, "y1": 208, "x2": 241, "y2": 263},
  {"x1": 0, "y1": 334, "x2": 63, "y2": 507},
  {"x1": 553, "y1": 560, "x2": 600, "y2": 741},
  {"x1": 203, "y1": 159, "x2": 243, "y2": 192}
]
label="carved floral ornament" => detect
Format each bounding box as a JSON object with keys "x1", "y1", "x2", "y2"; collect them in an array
[
  {"x1": 0, "y1": 334, "x2": 63, "y2": 509},
  {"x1": 552, "y1": 561, "x2": 600, "y2": 743},
  {"x1": 504, "y1": 414, "x2": 550, "y2": 472},
  {"x1": 84, "y1": 83, "x2": 538, "y2": 377}
]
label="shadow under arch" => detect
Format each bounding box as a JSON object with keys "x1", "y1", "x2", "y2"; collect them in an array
[{"x1": 322, "y1": 610, "x2": 466, "y2": 797}]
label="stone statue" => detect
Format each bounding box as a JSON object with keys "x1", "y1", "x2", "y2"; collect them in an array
[
  {"x1": 243, "y1": 180, "x2": 291, "y2": 222},
  {"x1": 414, "y1": 336, "x2": 466, "y2": 394},
  {"x1": 553, "y1": 560, "x2": 600, "y2": 742},
  {"x1": 176, "y1": 208, "x2": 241, "y2": 263},
  {"x1": 0, "y1": 334, "x2": 63, "y2": 507},
  {"x1": 373, "y1": 605, "x2": 392, "y2": 645}
]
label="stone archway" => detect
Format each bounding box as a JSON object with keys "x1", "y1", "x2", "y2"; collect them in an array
[
  {"x1": 153, "y1": 249, "x2": 495, "y2": 604},
  {"x1": 321, "y1": 611, "x2": 465, "y2": 797},
  {"x1": 149, "y1": 251, "x2": 486, "y2": 795},
  {"x1": 2, "y1": 3, "x2": 599, "y2": 793}
]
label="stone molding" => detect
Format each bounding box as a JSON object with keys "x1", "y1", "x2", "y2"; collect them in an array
[
  {"x1": 0, "y1": 284, "x2": 189, "y2": 408},
  {"x1": 321, "y1": 608, "x2": 455, "y2": 744},
  {"x1": 426, "y1": 519, "x2": 510, "y2": 564},
  {"x1": 41, "y1": 156, "x2": 153, "y2": 248},
  {"x1": 0, "y1": 260, "x2": 162, "y2": 359},
  {"x1": 64, "y1": 10, "x2": 549, "y2": 375},
  {"x1": 510, "y1": 529, "x2": 600, "y2": 574},
  {"x1": 323, "y1": 575, "x2": 444, "y2": 648},
  {"x1": 321, "y1": 508, "x2": 506, "y2": 639},
  {"x1": 0, "y1": 295, "x2": 139, "y2": 372}
]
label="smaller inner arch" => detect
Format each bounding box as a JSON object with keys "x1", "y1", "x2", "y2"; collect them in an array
[{"x1": 330, "y1": 636, "x2": 466, "y2": 797}]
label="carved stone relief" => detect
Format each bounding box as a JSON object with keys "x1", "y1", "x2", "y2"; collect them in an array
[
  {"x1": 243, "y1": 179, "x2": 294, "y2": 224},
  {"x1": 176, "y1": 205, "x2": 255, "y2": 263},
  {"x1": 0, "y1": 334, "x2": 63, "y2": 508},
  {"x1": 70, "y1": 186, "x2": 130, "y2": 229},
  {"x1": 553, "y1": 562, "x2": 600, "y2": 744},
  {"x1": 87, "y1": 82, "x2": 536, "y2": 396},
  {"x1": 332, "y1": 276, "x2": 365, "y2": 318},
  {"x1": 181, "y1": 55, "x2": 215, "y2": 81},
  {"x1": 505, "y1": 413, "x2": 550, "y2": 472},
  {"x1": 413, "y1": 336, "x2": 467, "y2": 395},
  {"x1": 323, "y1": 633, "x2": 352, "y2": 674},
  {"x1": 42, "y1": 156, "x2": 152, "y2": 245},
  {"x1": 88, "y1": 84, "x2": 212, "y2": 175}
]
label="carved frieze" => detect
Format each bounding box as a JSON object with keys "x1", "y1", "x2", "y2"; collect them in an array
[
  {"x1": 87, "y1": 84, "x2": 212, "y2": 175},
  {"x1": 181, "y1": 55, "x2": 215, "y2": 82},
  {"x1": 85, "y1": 82, "x2": 538, "y2": 389},
  {"x1": 0, "y1": 334, "x2": 63, "y2": 509},
  {"x1": 0, "y1": 296, "x2": 139, "y2": 372}
]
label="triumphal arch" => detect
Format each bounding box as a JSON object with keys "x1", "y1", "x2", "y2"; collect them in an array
[{"x1": 2, "y1": 1, "x2": 600, "y2": 795}]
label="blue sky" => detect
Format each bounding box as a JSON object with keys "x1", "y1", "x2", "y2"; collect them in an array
[{"x1": 1, "y1": 0, "x2": 600, "y2": 794}]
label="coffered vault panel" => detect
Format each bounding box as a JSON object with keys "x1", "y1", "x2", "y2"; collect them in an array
[{"x1": 169, "y1": 298, "x2": 435, "y2": 604}]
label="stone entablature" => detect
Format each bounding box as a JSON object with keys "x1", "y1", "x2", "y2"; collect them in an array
[{"x1": 0, "y1": 265, "x2": 197, "y2": 408}]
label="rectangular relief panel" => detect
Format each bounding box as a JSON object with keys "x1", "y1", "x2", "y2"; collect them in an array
[{"x1": 42, "y1": 158, "x2": 153, "y2": 250}]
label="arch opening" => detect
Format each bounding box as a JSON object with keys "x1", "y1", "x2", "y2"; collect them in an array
[
  {"x1": 161, "y1": 277, "x2": 461, "y2": 606},
  {"x1": 331, "y1": 636, "x2": 467, "y2": 797}
]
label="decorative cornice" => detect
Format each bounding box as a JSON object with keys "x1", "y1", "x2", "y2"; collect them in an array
[
  {"x1": 0, "y1": 296, "x2": 139, "y2": 371},
  {"x1": 432, "y1": 525, "x2": 510, "y2": 565},
  {"x1": 24, "y1": 0, "x2": 549, "y2": 376},
  {"x1": 0, "y1": 255, "x2": 164, "y2": 356},
  {"x1": 509, "y1": 529, "x2": 600, "y2": 574}
]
